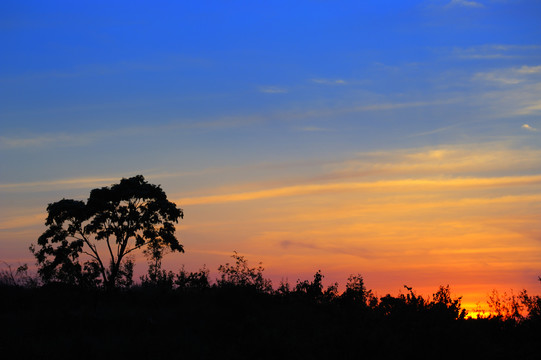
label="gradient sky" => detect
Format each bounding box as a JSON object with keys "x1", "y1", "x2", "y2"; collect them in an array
[{"x1": 1, "y1": 0, "x2": 541, "y2": 311}]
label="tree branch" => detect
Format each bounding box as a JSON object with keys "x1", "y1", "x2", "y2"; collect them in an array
[
  {"x1": 81, "y1": 250, "x2": 99, "y2": 261},
  {"x1": 106, "y1": 234, "x2": 115, "y2": 268},
  {"x1": 78, "y1": 230, "x2": 108, "y2": 284},
  {"x1": 124, "y1": 240, "x2": 148, "y2": 255}
]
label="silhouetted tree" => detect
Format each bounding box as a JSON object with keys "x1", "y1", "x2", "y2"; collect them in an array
[
  {"x1": 140, "y1": 239, "x2": 175, "y2": 289},
  {"x1": 295, "y1": 270, "x2": 324, "y2": 299},
  {"x1": 30, "y1": 175, "x2": 183, "y2": 290},
  {"x1": 430, "y1": 285, "x2": 466, "y2": 320},
  {"x1": 341, "y1": 273, "x2": 375, "y2": 307}
]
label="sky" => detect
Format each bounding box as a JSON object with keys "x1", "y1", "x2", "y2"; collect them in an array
[{"x1": 1, "y1": 0, "x2": 541, "y2": 311}]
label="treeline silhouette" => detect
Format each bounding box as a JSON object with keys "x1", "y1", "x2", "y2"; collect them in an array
[{"x1": 1, "y1": 253, "x2": 540, "y2": 360}]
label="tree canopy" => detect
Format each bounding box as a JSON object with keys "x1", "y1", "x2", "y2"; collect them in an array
[{"x1": 31, "y1": 175, "x2": 183, "y2": 289}]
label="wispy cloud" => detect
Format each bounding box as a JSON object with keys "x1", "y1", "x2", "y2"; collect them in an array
[
  {"x1": 473, "y1": 72, "x2": 522, "y2": 85},
  {"x1": 186, "y1": 115, "x2": 262, "y2": 130},
  {"x1": 296, "y1": 126, "x2": 331, "y2": 132},
  {"x1": 0, "y1": 56, "x2": 212, "y2": 84},
  {"x1": 446, "y1": 0, "x2": 485, "y2": 8},
  {"x1": 280, "y1": 240, "x2": 375, "y2": 260},
  {"x1": 480, "y1": 84, "x2": 541, "y2": 116},
  {"x1": 0, "y1": 115, "x2": 261, "y2": 149},
  {"x1": 0, "y1": 133, "x2": 99, "y2": 149},
  {"x1": 311, "y1": 78, "x2": 347, "y2": 85},
  {"x1": 177, "y1": 142, "x2": 541, "y2": 206},
  {"x1": 470, "y1": 64, "x2": 541, "y2": 116},
  {"x1": 473, "y1": 64, "x2": 541, "y2": 85},
  {"x1": 516, "y1": 65, "x2": 541, "y2": 74},
  {"x1": 343, "y1": 144, "x2": 541, "y2": 178},
  {"x1": 179, "y1": 175, "x2": 541, "y2": 206},
  {"x1": 451, "y1": 44, "x2": 541, "y2": 60},
  {"x1": 522, "y1": 124, "x2": 538, "y2": 132},
  {"x1": 517, "y1": 101, "x2": 541, "y2": 115},
  {"x1": 408, "y1": 124, "x2": 460, "y2": 137},
  {"x1": 258, "y1": 86, "x2": 288, "y2": 94},
  {"x1": 0, "y1": 212, "x2": 45, "y2": 230},
  {"x1": 0, "y1": 168, "x2": 229, "y2": 193},
  {"x1": 355, "y1": 99, "x2": 457, "y2": 112},
  {"x1": 0, "y1": 176, "x2": 124, "y2": 192}
]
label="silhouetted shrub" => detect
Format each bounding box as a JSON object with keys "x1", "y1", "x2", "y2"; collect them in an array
[
  {"x1": 217, "y1": 251, "x2": 272, "y2": 293},
  {"x1": 175, "y1": 265, "x2": 211, "y2": 290},
  {"x1": 0, "y1": 263, "x2": 40, "y2": 288}
]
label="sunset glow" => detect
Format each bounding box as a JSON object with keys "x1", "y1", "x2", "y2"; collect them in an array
[{"x1": 1, "y1": 1, "x2": 540, "y2": 314}]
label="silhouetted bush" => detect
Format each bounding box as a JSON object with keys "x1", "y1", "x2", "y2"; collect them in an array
[
  {"x1": 5, "y1": 252, "x2": 541, "y2": 359},
  {"x1": 0, "y1": 262, "x2": 40, "y2": 288},
  {"x1": 175, "y1": 265, "x2": 211, "y2": 290},
  {"x1": 217, "y1": 251, "x2": 272, "y2": 293}
]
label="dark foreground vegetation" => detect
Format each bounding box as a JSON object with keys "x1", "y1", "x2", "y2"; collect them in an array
[{"x1": 2, "y1": 255, "x2": 541, "y2": 360}]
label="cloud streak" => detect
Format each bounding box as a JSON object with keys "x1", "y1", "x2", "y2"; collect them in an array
[
  {"x1": 473, "y1": 64, "x2": 541, "y2": 85},
  {"x1": 296, "y1": 126, "x2": 331, "y2": 132},
  {"x1": 450, "y1": 45, "x2": 541, "y2": 60},
  {"x1": 446, "y1": 0, "x2": 484, "y2": 8},
  {"x1": 0, "y1": 175, "x2": 126, "y2": 192},
  {"x1": 174, "y1": 143, "x2": 541, "y2": 210},
  {"x1": 0, "y1": 115, "x2": 262, "y2": 149},
  {"x1": 311, "y1": 78, "x2": 347, "y2": 85},
  {"x1": 0, "y1": 133, "x2": 99, "y2": 149},
  {"x1": 258, "y1": 86, "x2": 288, "y2": 94},
  {"x1": 180, "y1": 174, "x2": 541, "y2": 206},
  {"x1": 522, "y1": 124, "x2": 538, "y2": 132},
  {"x1": 469, "y1": 64, "x2": 541, "y2": 116}
]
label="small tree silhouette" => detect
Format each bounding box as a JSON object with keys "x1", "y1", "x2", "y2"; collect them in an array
[{"x1": 31, "y1": 175, "x2": 183, "y2": 290}]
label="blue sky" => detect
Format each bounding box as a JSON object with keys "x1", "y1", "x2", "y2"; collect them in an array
[{"x1": 1, "y1": 0, "x2": 541, "y2": 307}]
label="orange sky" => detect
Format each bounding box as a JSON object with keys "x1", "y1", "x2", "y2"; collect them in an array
[{"x1": 1, "y1": 142, "x2": 540, "y2": 312}]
